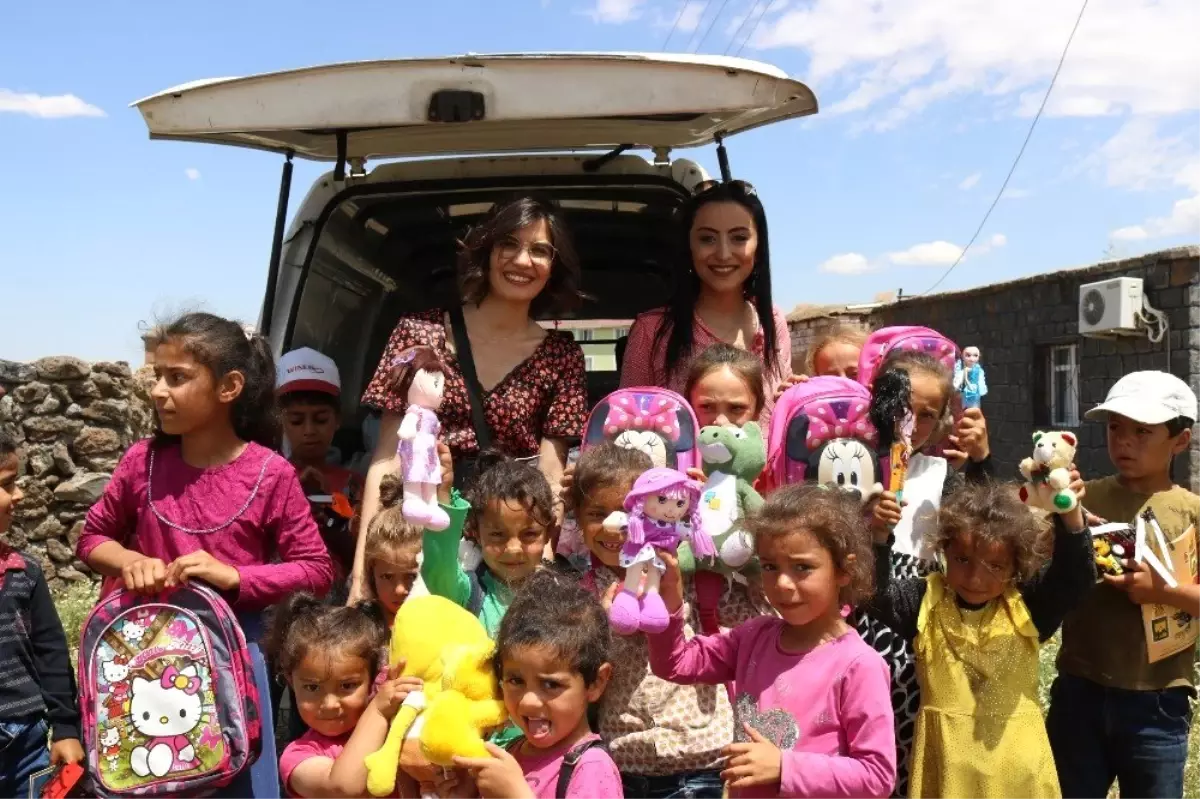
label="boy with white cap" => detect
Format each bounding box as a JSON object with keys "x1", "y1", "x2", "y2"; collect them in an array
[{"x1": 1046, "y1": 370, "x2": 1198, "y2": 799}]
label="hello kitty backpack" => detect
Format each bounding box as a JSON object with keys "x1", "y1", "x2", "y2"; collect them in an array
[
  {"x1": 761, "y1": 376, "x2": 882, "y2": 500},
  {"x1": 78, "y1": 582, "x2": 261, "y2": 797},
  {"x1": 857, "y1": 325, "x2": 962, "y2": 459},
  {"x1": 582, "y1": 387, "x2": 701, "y2": 471}
]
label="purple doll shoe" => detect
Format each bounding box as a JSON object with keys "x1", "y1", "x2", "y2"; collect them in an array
[
  {"x1": 639, "y1": 591, "x2": 670, "y2": 634},
  {"x1": 426, "y1": 503, "x2": 451, "y2": 532},
  {"x1": 609, "y1": 589, "x2": 642, "y2": 636},
  {"x1": 402, "y1": 497, "x2": 435, "y2": 526}
]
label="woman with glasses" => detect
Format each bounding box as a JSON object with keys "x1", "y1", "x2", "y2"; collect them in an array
[
  {"x1": 349, "y1": 196, "x2": 589, "y2": 600},
  {"x1": 620, "y1": 180, "x2": 794, "y2": 427}
]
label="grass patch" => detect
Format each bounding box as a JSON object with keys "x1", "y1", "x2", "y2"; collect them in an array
[{"x1": 56, "y1": 580, "x2": 99, "y2": 663}]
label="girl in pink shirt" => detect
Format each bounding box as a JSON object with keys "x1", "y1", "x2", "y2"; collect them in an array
[
  {"x1": 451, "y1": 569, "x2": 623, "y2": 799},
  {"x1": 268, "y1": 595, "x2": 420, "y2": 798},
  {"x1": 77, "y1": 312, "x2": 335, "y2": 797},
  {"x1": 648, "y1": 484, "x2": 896, "y2": 799}
]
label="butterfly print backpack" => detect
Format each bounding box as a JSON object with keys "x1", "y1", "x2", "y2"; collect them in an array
[
  {"x1": 582, "y1": 387, "x2": 701, "y2": 472},
  {"x1": 762, "y1": 376, "x2": 881, "y2": 501},
  {"x1": 78, "y1": 582, "x2": 261, "y2": 797}
]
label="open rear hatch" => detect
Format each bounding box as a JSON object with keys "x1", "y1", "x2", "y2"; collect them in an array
[{"x1": 133, "y1": 52, "x2": 817, "y2": 159}]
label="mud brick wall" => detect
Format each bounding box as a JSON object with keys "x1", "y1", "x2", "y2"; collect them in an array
[{"x1": 0, "y1": 357, "x2": 155, "y2": 591}]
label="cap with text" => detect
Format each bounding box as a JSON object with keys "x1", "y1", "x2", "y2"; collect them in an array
[
  {"x1": 277, "y1": 347, "x2": 341, "y2": 396},
  {"x1": 1085, "y1": 371, "x2": 1197, "y2": 426}
]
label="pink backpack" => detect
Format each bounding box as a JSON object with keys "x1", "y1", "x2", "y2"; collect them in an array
[
  {"x1": 79, "y1": 582, "x2": 261, "y2": 797},
  {"x1": 857, "y1": 326, "x2": 962, "y2": 459},
  {"x1": 582, "y1": 387, "x2": 701, "y2": 472},
  {"x1": 762, "y1": 376, "x2": 881, "y2": 498}
]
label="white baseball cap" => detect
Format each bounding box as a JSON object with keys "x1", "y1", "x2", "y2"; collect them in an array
[
  {"x1": 277, "y1": 347, "x2": 341, "y2": 396},
  {"x1": 1085, "y1": 371, "x2": 1198, "y2": 425}
]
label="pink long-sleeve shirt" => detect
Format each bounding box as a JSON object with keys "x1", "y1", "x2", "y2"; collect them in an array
[
  {"x1": 648, "y1": 613, "x2": 896, "y2": 799},
  {"x1": 77, "y1": 439, "x2": 334, "y2": 611}
]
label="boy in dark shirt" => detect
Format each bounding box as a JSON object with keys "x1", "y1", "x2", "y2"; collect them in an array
[{"x1": 0, "y1": 431, "x2": 83, "y2": 795}]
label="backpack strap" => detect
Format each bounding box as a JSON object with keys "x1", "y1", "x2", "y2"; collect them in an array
[
  {"x1": 448, "y1": 305, "x2": 493, "y2": 451},
  {"x1": 466, "y1": 566, "x2": 486, "y2": 618},
  {"x1": 556, "y1": 738, "x2": 609, "y2": 799}
]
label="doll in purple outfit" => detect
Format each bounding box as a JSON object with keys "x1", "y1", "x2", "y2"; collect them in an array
[
  {"x1": 389, "y1": 346, "x2": 450, "y2": 531},
  {"x1": 603, "y1": 468, "x2": 715, "y2": 635}
]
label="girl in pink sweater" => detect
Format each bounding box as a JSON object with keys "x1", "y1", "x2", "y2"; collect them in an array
[
  {"x1": 78, "y1": 312, "x2": 335, "y2": 798},
  {"x1": 647, "y1": 485, "x2": 896, "y2": 799}
]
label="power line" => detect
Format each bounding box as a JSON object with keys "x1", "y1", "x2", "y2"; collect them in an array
[
  {"x1": 724, "y1": 0, "x2": 763, "y2": 55},
  {"x1": 684, "y1": 1, "x2": 715, "y2": 53},
  {"x1": 694, "y1": 0, "x2": 734, "y2": 52},
  {"x1": 733, "y1": 0, "x2": 772, "y2": 57},
  {"x1": 661, "y1": 0, "x2": 690, "y2": 50},
  {"x1": 918, "y1": 0, "x2": 1090, "y2": 296}
]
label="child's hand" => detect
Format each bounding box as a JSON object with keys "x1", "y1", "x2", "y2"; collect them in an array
[
  {"x1": 50, "y1": 737, "x2": 85, "y2": 766},
  {"x1": 374, "y1": 660, "x2": 423, "y2": 721},
  {"x1": 686, "y1": 467, "x2": 707, "y2": 483},
  {"x1": 773, "y1": 374, "x2": 808, "y2": 402},
  {"x1": 720, "y1": 723, "x2": 782, "y2": 790},
  {"x1": 559, "y1": 463, "x2": 576, "y2": 509},
  {"x1": 1104, "y1": 559, "x2": 1170, "y2": 606},
  {"x1": 869, "y1": 491, "x2": 905, "y2": 536},
  {"x1": 432, "y1": 767, "x2": 477, "y2": 799},
  {"x1": 166, "y1": 551, "x2": 241, "y2": 592},
  {"x1": 454, "y1": 742, "x2": 535, "y2": 799},
  {"x1": 944, "y1": 408, "x2": 990, "y2": 467},
  {"x1": 122, "y1": 556, "x2": 170, "y2": 594},
  {"x1": 658, "y1": 550, "x2": 685, "y2": 615},
  {"x1": 298, "y1": 465, "x2": 329, "y2": 496},
  {"x1": 437, "y1": 442, "x2": 454, "y2": 504}
]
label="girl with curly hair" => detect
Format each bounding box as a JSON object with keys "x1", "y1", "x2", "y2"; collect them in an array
[
  {"x1": 867, "y1": 481, "x2": 1095, "y2": 799},
  {"x1": 646, "y1": 485, "x2": 897, "y2": 798}
]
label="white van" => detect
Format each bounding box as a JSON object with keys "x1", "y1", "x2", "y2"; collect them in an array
[{"x1": 135, "y1": 53, "x2": 816, "y2": 454}]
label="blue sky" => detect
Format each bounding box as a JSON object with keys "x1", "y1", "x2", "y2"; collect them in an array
[{"x1": 3, "y1": 0, "x2": 1197, "y2": 363}]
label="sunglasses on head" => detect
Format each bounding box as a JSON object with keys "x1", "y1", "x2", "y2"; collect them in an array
[{"x1": 692, "y1": 178, "x2": 757, "y2": 197}]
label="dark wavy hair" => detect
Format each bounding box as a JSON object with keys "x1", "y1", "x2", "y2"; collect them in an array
[
  {"x1": 264, "y1": 593, "x2": 389, "y2": 679},
  {"x1": 655, "y1": 183, "x2": 780, "y2": 382},
  {"x1": 152, "y1": 312, "x2": 279, "y2": 449},
  {"x1": 933, "y1": 481, "x2": 1052, "y2": 583},
  {"x1": 569, "y1": 443, "x2": 651, "y2": 513},
  {"x1": 465, "y1": 450, "x2": 556, "y2": 537},
  {"x1": 748, "y1": 483, "x2": 875, "y2": 606},
  {"x1": 457, "y1": 196, "x2": 585, "y2": 319},
  {"x1": 497, "y1": 569, "x2": 612, "y2": 685}
]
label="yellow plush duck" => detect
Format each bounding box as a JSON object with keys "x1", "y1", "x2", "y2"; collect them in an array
[{"x1": 364, "y1": 594, "x2": 509, "y2": 797}]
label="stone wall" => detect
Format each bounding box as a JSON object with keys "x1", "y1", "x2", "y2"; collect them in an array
[
  {"x1": 859, "y1": 247, "x2": 1200, "y2": 491},
  {"x1": 0, "y1": 357, "x2": 154, "y2": 592}
]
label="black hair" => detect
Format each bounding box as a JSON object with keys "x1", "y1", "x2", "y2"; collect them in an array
[
  {"x1": 570, "y1": 443, "x2": 651, "y2": 513},
  {"x1": 457, "y1": 196, "x2": 586, "y2": 319},
  {"x1": 153, "y1": 312, "x2": 280, "y2": 449},
  {"x1": 935, "y1": 481, "x2": 1051, "y2": 583},
  {"x1": 1165, "y1": 416, "x2": 1195, "y2": 438},
  {"x1": 496, "y1": 569, "x2": 611, "y2": 685},
  {"x1": 264, "y1": 593, "x2": 389, "y2": 679},
  {"x1": 278, "y1": 390, "x2": 341, "y2": 413},
  {"x1": 0, "y1": 430, "x2": 16, "y2": 462},
  {"x1": 654, "y1": 183, "x2": 780, "y2": 383},
  {"x1": 869, "y1": 348, "x2": 955, "y2": 448},
  {"x1": 465, "y1": 450, "x2": 556, "y2": 535}
]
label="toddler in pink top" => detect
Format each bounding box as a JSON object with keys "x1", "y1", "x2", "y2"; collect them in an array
[
  {"x1": 648, "y1": 484, "x2": 896, "y2": 799},
  {"x1": 447, "y1": 570, "x2": 623, "y2": 799}
]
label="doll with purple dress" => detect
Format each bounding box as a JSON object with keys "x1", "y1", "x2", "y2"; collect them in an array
[
  {"x1": 389, "y1": 346, "x2": 450, "y2": 531},
  {"x1": 602, "y1": 468, "x2": 715, "y2": 636}
]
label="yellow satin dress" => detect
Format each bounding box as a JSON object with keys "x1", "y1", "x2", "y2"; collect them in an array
[{"x1": 909, "y1": 574, "x2": 1060, "y2": 799}]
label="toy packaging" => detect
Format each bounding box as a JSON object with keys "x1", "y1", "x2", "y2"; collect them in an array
[
  {"x1": 77, "y1": 582, "x2": 260, "y2": 797},
  {"x1": 582, "y1": 387, "x2": 700, "y2": 471},
  {"x1": 761, "y1": 376, "x2": 881, "y2": 499},
  {"x1": 1090, "y1": 522, "x2": 1137, "y2": 578}
]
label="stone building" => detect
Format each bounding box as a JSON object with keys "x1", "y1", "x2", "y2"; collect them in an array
[{"x1": 789, "y1": 246, "x2": 1200, "y2": 491}]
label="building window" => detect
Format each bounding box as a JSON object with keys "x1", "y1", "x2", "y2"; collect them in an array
[
  {"x1": 575, "y1": 329, "x2": 594, "y2": 342},
  {"x1": 584, "y1": 355, "x2": 595, "y2": 371},
  {"x1": 1046, "y1": 344, "x2": 1080, "y2": 427},
  {"x1": 613, "y1": 326, "x2": 629, "y2": 338}
]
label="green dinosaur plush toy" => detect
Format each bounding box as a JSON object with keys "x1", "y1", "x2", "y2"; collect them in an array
[{"x1": 679, "y1": 423, "x2": 766, "y2": 634}]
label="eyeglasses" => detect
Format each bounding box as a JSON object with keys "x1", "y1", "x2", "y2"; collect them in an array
[
  {"x1": 692, "y1": 178, "x2": 757, "y2": 197},
  {"x1": 496, "y1": 236, "x2": 557, "y2": 266}
]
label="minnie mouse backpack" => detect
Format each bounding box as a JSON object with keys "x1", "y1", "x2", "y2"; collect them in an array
[
  {"x1": 78, "y1": 582, "x2": 261, "y2": 797},
  {"x1": 857, "y1": 326, "x2": 962, "y2": 460},
  {"x1": 581, "y1": 387, "x2": 701, "y2": 472},
  {"x1": 761, "y1": 376, "x2": 882, "y2": 501}
]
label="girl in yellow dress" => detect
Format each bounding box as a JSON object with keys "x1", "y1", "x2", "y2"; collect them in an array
[{"x1": 867, "y1": 480, "x2": 1094, "y2": 798}]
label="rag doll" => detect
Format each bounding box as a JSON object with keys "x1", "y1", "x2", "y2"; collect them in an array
[
  {"x1": 604, "y1": 468, "x2": 714, "y2": 636},
  {"x1": 390, "y1": 346, "x2": 449, "y2": 531}
]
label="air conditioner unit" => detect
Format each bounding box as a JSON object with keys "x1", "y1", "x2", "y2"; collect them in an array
[{"x1": 1078, "y1": 277, "x2": 1144, "y2": 338}]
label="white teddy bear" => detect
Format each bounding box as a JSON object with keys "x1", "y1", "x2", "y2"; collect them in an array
[{"x1": 1018, "y1": 430, "x2": 1078, "y2": 514}]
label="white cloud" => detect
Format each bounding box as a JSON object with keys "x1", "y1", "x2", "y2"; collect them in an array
[
  {"x1": 752, "y1": 0, "x2": 1199, "y2": 130},
  {"x1": 887, "y1": 240, "x2": 964, "y2": 267},
  {"x1": 1110, "y1": 159, "x2": 1200, "y2": 242},
  {"x1": 184, "y1": 168, "x2": 201, "y2": 181},
  {"x1": 583, "y1": 0, "x2": 645, "y2": 24},
  {"x1": 666, "y1": 1, "x2": 706, "y2": 34},
  {"x1": 958, "y1": 172, "x2": 981, "y2": 190},
  {"x1": 819, "y1": 252, "x2": 872, "y2": 274},
  {"x1": 1091, "y1": 117, "x2": 1198, "y2": 191},
  {"x1": 0, "y1": 89, "x2": 105, "y2": 118}
]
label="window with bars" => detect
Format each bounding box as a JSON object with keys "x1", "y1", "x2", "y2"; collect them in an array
[{"x1": 1047, "y1": 344, "x2": 1080, "y2": 427}]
